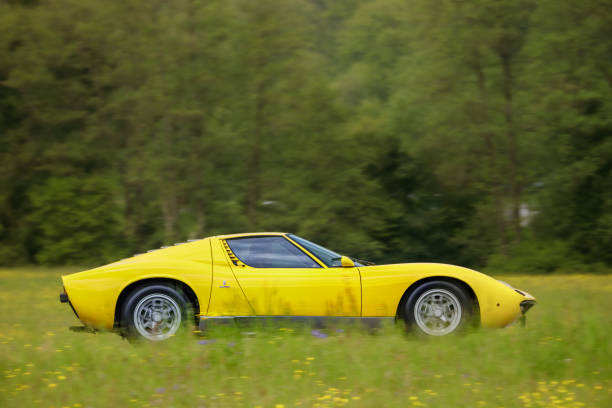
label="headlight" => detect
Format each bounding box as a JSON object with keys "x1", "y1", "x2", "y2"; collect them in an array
[{"x1": 498, "y1": 280, "x2": 513, "y2": 289}]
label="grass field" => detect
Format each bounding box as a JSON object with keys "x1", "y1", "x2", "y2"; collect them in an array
[{"x1": 0, "y1": 269, "x2": 610, "y2": 408}]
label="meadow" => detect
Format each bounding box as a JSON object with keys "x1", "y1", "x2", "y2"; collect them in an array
[{"x1": 0, "y1": 269, "x2": 610, "y2": 408}]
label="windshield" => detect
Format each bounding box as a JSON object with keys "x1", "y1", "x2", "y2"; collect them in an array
[{"x1": 288, "y1": 234, "x2": 360, "y2": 267}]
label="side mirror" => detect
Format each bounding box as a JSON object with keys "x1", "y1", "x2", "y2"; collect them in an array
[{"x1": 340, "y1": 256, "x2": 355, "y2": 268}]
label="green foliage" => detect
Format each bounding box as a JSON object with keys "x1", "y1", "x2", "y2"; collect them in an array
[
  {"x1": 0, "y1": 0, "x2": 610, "y2": 270},
  {"x1": 524, "y1": 0, "x2": 612, "y2": 266},
  {"x1": 27, "y1": 175, "x2": 125, "y2": 264},
  {"x1": 486, "y1": 237, "x2": 577, "y2": 274}
]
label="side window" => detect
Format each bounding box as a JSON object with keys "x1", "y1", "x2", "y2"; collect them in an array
[{"x1": 226, "y1": 237, "x2": 320, "y2": 268}]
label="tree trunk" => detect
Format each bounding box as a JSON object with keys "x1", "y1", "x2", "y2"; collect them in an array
[
  {"x1": 247, "y1": 80, "x2": 264, "y2": 228},
  {"x1": 160, "y1": 191, "x2": 177, "y2": 244},
  {"x1": 194, "y1": 210, "x2": 206, "y2": 239},
  {"x1": 473, "y1": 52, "x2": 508, "y2": 254},
  {"x1": 501, "y1": 54, "x2": 522, "y2": 242}
]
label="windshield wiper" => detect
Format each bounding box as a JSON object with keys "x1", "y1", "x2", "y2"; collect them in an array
[
  {"x1": 330, "y1": 256, "x2": 375, "y2": 266},
  {"x1": 352, "y1": 257, "x2": 375, "y2": 266}
]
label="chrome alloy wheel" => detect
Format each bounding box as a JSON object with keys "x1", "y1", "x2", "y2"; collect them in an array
[
  {"x1": 133, "y1": 293, "x2": 182, "y2": 341},
  {"x1": 413, "y1": 288, "x2": 462, "y2": 335}
]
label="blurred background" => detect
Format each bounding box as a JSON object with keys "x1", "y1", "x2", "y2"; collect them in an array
[{"x1": 0, "y1": 0, "x2": 610, "y2": 273}]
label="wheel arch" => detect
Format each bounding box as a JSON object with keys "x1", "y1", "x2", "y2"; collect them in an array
[
  {"x1": 113, "y1": 278, "x2": 200, "y2": 329},
  {"x1": 395, "y1": 276, "x2": 480, "y2": 320}
]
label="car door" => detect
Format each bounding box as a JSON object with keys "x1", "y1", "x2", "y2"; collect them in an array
[{"x1": 224, "y1": 236, "x2": 361, "y2": 316}]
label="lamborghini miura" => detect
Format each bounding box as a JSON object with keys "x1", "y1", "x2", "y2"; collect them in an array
[{"x1": 60, "y1": 233, "x2": 536, "y2": 341}]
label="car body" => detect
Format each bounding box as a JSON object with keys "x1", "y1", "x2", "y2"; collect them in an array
[{"x1": 60, "y1": 232, "x2": 536, "y2": 340}]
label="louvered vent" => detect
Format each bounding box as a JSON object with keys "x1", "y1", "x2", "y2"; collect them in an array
[{"x1": 222, "y1": 240, "x2": 246, "y2": 267}]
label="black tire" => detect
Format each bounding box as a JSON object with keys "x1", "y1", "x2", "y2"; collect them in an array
[
  {"x1": 402, "y1": 280, "x2": 473, "y2": 336},
  {"x1": 120, "y1": 284, "x2": 191, "y2": 342}
]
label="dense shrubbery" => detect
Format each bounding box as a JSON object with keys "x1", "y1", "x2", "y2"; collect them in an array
[{"x1": 0, "y1": 0, "x2": 610, "y2": 271}]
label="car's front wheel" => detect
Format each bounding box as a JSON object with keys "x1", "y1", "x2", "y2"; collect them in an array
[
  {"x1": 403, "y1": 280, "x2": 473, "y2": 336},
  {"x1": 120, "y1": 284, "x2": 190, "y2": 342}
]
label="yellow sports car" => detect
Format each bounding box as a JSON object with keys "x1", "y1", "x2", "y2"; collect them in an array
[{"x1": 60, "y1": 232, "x2": 535, "y2": 341}]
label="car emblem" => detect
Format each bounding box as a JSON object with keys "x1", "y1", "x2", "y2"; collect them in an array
[{"x1": 219, "y1": 280, "x2": 230, "y2": 288}]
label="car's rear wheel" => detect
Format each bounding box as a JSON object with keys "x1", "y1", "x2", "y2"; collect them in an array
[
  {"x1": 403, "y1": 280, "x2": 473, "y2": 336},
  {"x1": 120, "y1": 284, "x2": 190, "y2": 342}
]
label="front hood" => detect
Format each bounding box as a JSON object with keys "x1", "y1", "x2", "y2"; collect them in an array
[
  {"x1": 365, "y1": 262, "x2": 535, "y2": 300},
  {"x1": 360, "y1": 262, "x2": 489, "y2": 278},
  {"x1": 357, "y1": 262, "x2": 520, "y2": 297}
]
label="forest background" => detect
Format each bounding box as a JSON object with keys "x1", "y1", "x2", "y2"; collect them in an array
[{"x1": 1, "y1": 0, "x2": 610, "y2": 273}]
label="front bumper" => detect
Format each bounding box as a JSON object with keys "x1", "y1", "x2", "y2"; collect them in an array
[
  {"x1": 60, "y1": 288, "x2": 79, "y2": 319},
  {"x1": 517, "y1": 299, "x2": 535, "y2": 327},
  {"x1": 520, "y1": 299, "x2": 536, "y2": 314}
]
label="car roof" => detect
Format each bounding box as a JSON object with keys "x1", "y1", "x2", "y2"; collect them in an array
[{"x1": 212, "y1": 232, "x2": 289, "y2": 239}]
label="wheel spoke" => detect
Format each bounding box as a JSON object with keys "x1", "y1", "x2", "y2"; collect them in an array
[
  {"x1": 413, "y1": 288, "x2": 462, "y2": 336},
  {"x1": 133, "y1": 293, "x2": 182, "y2": 341}
]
